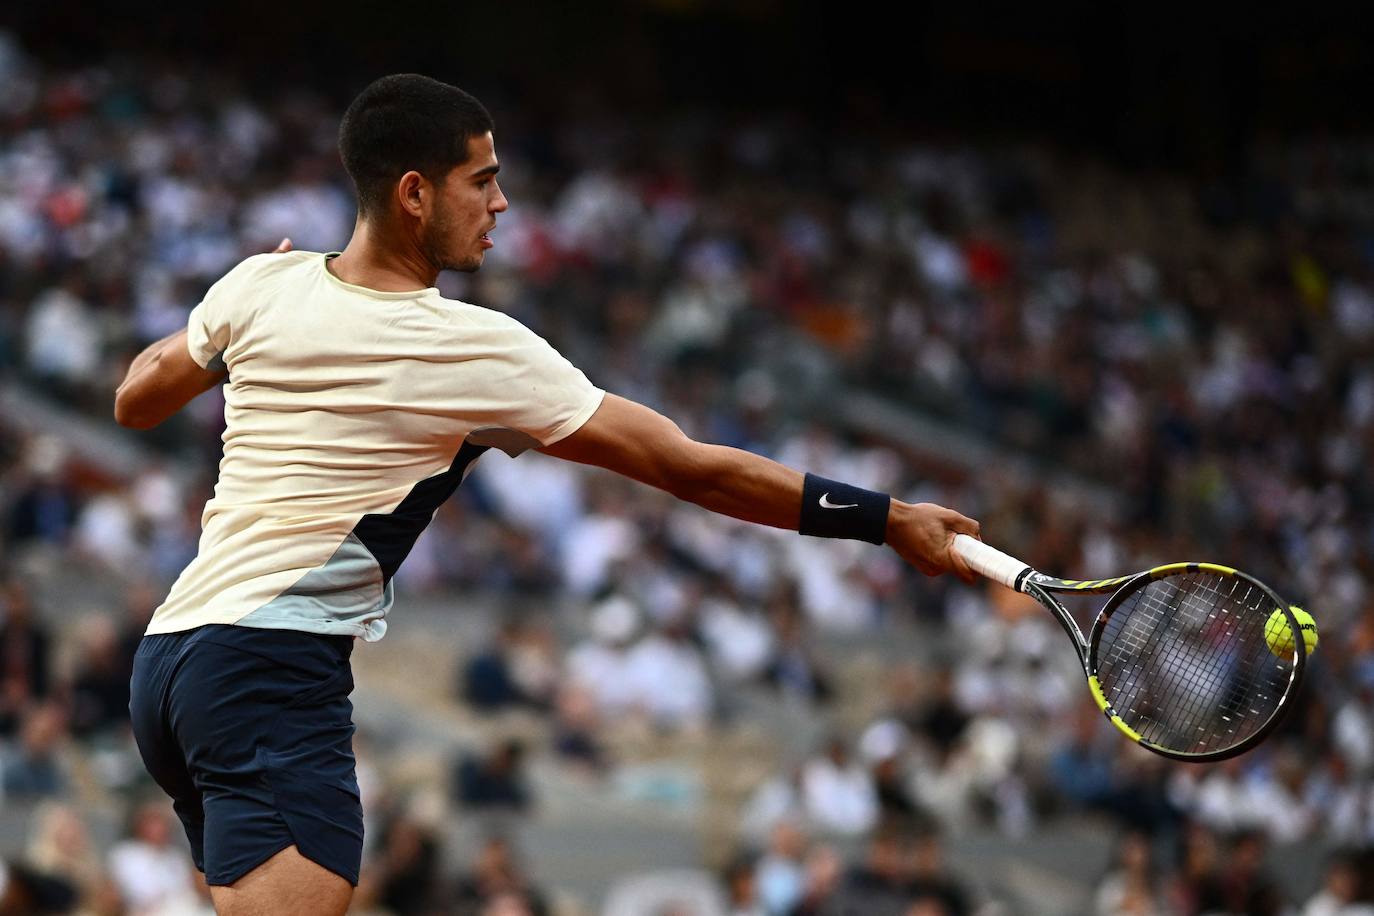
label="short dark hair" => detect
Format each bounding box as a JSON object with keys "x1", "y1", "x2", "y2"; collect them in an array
[{"x1": 338, "y1": 74, "x2": 494, "y2": 217}]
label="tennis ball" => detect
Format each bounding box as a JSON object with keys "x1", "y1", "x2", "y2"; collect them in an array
[{"x1": 1264, "y1": 606, "x2": 1317, "y2": 657}]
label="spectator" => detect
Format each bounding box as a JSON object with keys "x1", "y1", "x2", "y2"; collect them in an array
[
  {"x1": 1048, "y1": 705, "x2": 1120, "y2": 816},
  {"x1": 754, "y1": 821, "x2": 808, "y2": 916},
  {"x1": 0, "y1": 578, "x2": 51, "y2": 737},
  {"x1": 1164, "y1": 822, "x2": 1225, "y2": 916},
  {"x1": 1216, "y1": 830, "x2": 1285, "y2": 916},
  {"x1": 505, "y1": 616, "x2": 561, "y2": 709},
  {"x1": 624, "y1": 611, "x2": 714, "y2": 733},
  {"x1": 760, "y1": 593, "x2": 832, "y2": 705},
  {"x1": 739, "y1": 767, "x2": 804, "y2": 845},
  {"x1": 790, "y1": 844, "x2": 845, "y2": 916},
  {"x1": 801, "y1": 737, "x2": 878, "y2": 837},
  {"x1": 66, "y1": 614, "x2": 131, "y2": 738},
  {"x1": 860, "y1": 719, "x2": 923, "y2": 827},
  {"x1": 1094, "y1": 830, "x2": 1166, "y2": 916},
  {"x1": 454, "y1": 739, "x2": 532, "y2": 813},
  {"x1": 905, "y1": 667, "x2": 969, "y2": 759},
  {"x1": 26, "y1": 803, "x2": 102, "y2": 900},
  {"x1": 722, "y1": 854, "x2": 764, "y2": 916},
  {"x1": 24, "y1": 280, "x2": 100, "y2": 396},
  {"x1": 451, "y1": 836, "x2": 548, "y2": 916},
  {"x1": 459, "y1": 620, "x2": 550, "y2": 715},
  {"x1": 363, "y1": 814, "x2": 443, "y2": 916},
  {"x1": 1333, "y1": 681, "x2": 1374, "y2": 778},
  {"x1": 1323, "y1": 754, "x2": 1374, "y2": 846},
  {"x1": 905, "y1": 826, "x2": 972, "y2": 916},
  {"x1": 4, "y1": 438, "x2": 77, "y2": 549},
  {"x1": 106, "y1": 801, "x2": 196, "y2": 914},
  {"x1": 833, "y1": 826, "x2": 911, "y2": 914},
  {"x1": 565, "y1": 595, "x2": 641, "y2": 720},
  {"x1": 0, "y1": 702, "x2": 68, "y2": 799},
  {"x1": 1303, "y1": 851, "x2": 1371, "y2": 916},
  {"x1": 550, "y1": 682, "x2": 609, "y2": 775},
  {"x1": 0, "y1": 860, "x2": 77, "y2": 916},
  {"x1": 697, "y1": 578, "x2": 773, "y2": 684}
]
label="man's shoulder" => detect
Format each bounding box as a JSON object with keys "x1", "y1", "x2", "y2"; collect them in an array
[
  {"x1": 438, "y1": 296, "x2": 556, "y2": 344},
  {"x1": 215, "y1": 250, "x2": 316, "y2": 289},
  {"x1": 440, "y1": 295, "x2": 526, "y2": 327}
]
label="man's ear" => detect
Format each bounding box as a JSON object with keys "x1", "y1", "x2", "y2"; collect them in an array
[{"x1": 396, "y1": 170, "x2": 427, "y2": 218}]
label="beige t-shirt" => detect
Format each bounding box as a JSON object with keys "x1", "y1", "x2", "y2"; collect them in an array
[{"x1": 147, "y1": 251, "x2": 604, "y2": 640}]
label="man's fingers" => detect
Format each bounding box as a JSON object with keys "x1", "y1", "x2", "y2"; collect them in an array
[
  {"x1": 898, "y1": 502, "x2": 983, "y2": 581},
  {"x1": 938, "y1": 510, "x2": 981, "y2": 581},
  {"x1": 947, "y1": 544, "x2": 979, "y2": 584},
  {"x1": 948, "y1": 511, "x2": 981, "y2": 539},
  {"x1": 273, "y1": 237, "x2": 293, "y2": 253}
]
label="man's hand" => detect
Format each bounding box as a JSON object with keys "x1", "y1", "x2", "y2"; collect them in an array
[{"x1": 885, "y1": 501, "x2": 982, "y2": 583}]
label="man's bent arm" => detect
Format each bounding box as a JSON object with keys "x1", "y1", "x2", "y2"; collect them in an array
[
  {"x1": 114, "y1": 238, "x2": 291, "y2": 430},
  {"x1": 114, "y1": 328, "x2": 226, "y2": 429},
  {"x1": 539, "y1": 393, "x2": 980, "y2": 579}
]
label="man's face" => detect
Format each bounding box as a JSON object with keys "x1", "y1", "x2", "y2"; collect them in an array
[{"x1": 421, "y1": 131, "x2": 508, "y2": 273}]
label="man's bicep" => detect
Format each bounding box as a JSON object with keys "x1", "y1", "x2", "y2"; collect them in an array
[{"x1": 538, "y1": 393, "x2": 701, "y2": 492}]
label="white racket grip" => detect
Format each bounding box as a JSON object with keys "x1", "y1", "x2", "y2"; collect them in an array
[{"x1": 952, "y1": 534, "x2": 1032, "y2": 591}]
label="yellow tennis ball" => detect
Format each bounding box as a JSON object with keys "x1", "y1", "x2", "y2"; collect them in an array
[{"x1": 1264, "y1": 606, "x2": 1318, "y2": 657}]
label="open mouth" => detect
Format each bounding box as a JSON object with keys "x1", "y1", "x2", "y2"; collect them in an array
[{"x1": 480, "y1": 226, "x2": 494, "y2": 249}]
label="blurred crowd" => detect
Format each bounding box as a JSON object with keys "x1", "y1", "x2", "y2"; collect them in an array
[{"x1": 2, "y1": 29, "x2": 1374, "y2": 916}]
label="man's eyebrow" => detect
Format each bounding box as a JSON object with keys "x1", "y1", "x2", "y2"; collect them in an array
[{"x1": 470, "y1": 163, "x2": 500, "y2": 178}]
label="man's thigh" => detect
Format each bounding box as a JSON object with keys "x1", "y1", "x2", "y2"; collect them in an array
[
  {"x1": 210, "y1": 845, "x2": 352, "y2": 916},
  {"x1": 162, "y1": 626, "x2": 364, "y2": 888}
]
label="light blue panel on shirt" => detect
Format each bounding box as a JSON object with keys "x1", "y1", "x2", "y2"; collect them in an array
[{"x1": 236, "y1": 532, "x2": 391, "y2": 641}]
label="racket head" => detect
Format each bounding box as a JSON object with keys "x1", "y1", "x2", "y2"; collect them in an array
[{"x1": 1084, "y1": 563, "x2": 1306, "y2": 762}]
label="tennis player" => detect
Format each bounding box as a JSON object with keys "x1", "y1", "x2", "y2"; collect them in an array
[{"x1": 115, "y1": 74, "x2": 981, "y2": 915}]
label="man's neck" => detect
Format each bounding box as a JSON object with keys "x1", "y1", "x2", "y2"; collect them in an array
[{"x1": 328, "y1": 219, "x2": 439, "y2": 291}]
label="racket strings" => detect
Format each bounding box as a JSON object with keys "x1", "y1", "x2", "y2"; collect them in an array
[
  {"x1": 1129, "y1": 576, "x2": 1275, "y2": 749},
  {"x1": 1095, "y1": 572, "x2": 1295, "y2": 756}
]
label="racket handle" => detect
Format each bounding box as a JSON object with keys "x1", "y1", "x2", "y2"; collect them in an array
[{"x1": 953, "y1": 534, "x2": 1033, "y2": 591}]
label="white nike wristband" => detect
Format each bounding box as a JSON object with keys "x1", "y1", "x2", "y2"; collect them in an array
[{"x1": 798, "y1": 473, "x2": 889, "y2": 545}]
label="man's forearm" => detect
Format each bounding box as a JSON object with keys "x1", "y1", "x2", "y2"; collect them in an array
[
  {"x1": 123, "y1": 329, "x2": 185, "y2": 381},
  {"x1": 669, "y1": 442, "x2": 808, "y2": 530}
]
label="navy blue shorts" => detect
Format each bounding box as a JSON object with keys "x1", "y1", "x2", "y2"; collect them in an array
[{"x1": 129, "y1": 625, "x2": 363, "y2": 886}]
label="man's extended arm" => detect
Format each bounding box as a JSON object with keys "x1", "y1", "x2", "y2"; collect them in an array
[{"x1": 538, "y1": 393, "x2": 980, "y2": 580}]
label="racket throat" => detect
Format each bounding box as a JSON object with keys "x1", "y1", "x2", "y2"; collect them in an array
[{"x1": 1013, "y1": 567, "x2": 1034, "y2": 592}]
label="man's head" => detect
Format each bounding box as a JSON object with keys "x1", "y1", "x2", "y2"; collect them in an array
[{"x1": 339, "y1": 74, "x2": 506, "y2": 272}]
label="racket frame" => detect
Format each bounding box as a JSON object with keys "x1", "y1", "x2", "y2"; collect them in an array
[{"x1": 953, "y1": 536, "x2": 1307, "y2": 762}]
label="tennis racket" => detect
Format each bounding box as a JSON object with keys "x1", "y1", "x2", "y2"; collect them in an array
[{"x1": 952, "y1": 535, "x2": 1308, "y2": 762}]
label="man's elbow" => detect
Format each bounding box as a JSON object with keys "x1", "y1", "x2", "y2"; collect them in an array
[
  {"x1": 113, "y1": 404, "x2": 155, "y2": 430},
  {"x1": 113, "y1": 390, "x2": 159, "y2": 430}
]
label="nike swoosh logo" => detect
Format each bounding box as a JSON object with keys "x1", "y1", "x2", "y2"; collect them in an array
[{"x1": 819, "y1": 493, "x2": 858, "y2": 509}]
